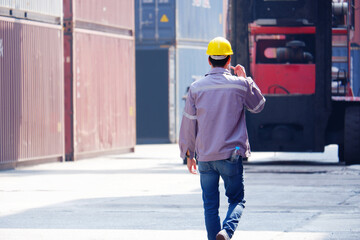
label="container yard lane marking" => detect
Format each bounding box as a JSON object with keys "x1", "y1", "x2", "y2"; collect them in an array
[
  {"x1": 0, "y1": 39, "x2": 3, "y2": 57},
  {"x1": 160, "y1": 14, "x2": 169, "y2": 23}
]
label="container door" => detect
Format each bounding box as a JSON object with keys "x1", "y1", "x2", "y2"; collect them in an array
[
  {"x1": 135, "y1": 0, "x2": 175, "y2": 45},
  {"x1": 136, "y1": 48, "x2": 170, "y2": 143}
]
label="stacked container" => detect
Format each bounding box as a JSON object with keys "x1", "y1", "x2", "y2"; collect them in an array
[
  {"x1": 351, "y1": 1, "x2": 360, "y2": 97},
  {"x1": 0, "y1": 1, "x2": 64, "y2": 169},
  {"x1": 64, "y1": 0, "x2": 136, "y2": 160},
  {"x1": 135, "y1": 0, "x2": 226, "y2": 143},
  {"x1": 351, "y1": 43, "x2": 360, "y2": 96}
]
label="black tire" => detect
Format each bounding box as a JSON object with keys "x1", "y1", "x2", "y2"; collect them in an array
[
  {"x1": 344, "y1": 106, "x2": 360, "y2": 165},
  {"x1": 338, "y1": 144, "x2": 345, "y2": 163}
]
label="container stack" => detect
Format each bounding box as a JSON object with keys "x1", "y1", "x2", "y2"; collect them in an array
[
  {"x1": 63, "y1": 0, "x2": 136, "y2": 161},
  {"x1": 135, "y1": 0, "x2": 226, "y2": 143},
  {"x1": 0, "y1": 0, "x2": 64, "y2": 168},
  {"x1": 0, "y1": 1, "x2": 136, "y2": 169}
]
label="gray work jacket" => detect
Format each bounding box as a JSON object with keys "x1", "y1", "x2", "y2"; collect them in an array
[{"x1": 179, "y1": 67, "x2": 265, "y2": 162}]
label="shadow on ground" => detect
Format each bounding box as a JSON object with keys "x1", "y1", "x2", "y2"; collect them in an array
[{"x1": 0, "y1": 194, "x2": 204, "y2": 230}]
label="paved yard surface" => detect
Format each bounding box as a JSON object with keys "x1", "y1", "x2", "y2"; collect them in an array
[{"x1": 0, "y1": 144, "x2": 359, "y2": 239}]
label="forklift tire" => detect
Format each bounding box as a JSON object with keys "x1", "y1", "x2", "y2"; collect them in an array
[
  {"x1": 344, "y1": 106, "x2": 360, "y2": 165},
  {"x1": 338, "y1": 144, "x2": 344, "y2": 163}
]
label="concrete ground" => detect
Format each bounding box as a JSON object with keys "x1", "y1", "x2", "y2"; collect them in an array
[{"x1": 0, "y1": 144, "x2": 359, "y2": 240}]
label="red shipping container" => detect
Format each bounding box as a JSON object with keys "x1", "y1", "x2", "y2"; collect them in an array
[
  {"x1": 72, "y1": 0, "x2": 134, "y2": 33},
  {"x1": 71, "y1": 29, "x2": 136, "y2": 158},
  {"x1": 353, "y1": 0, "x2": 360, "y2": 44},
  {"x1": 63, "y1": 0, "x2": 136, "y2": 160},
  {"x1": 0, "y1": 17, "x2": 64, "y2": 168}
]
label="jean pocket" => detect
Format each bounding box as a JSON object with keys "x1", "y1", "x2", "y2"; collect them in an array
[{"x1": 222, "y1": 160, "x2": 242, "y2": 176}]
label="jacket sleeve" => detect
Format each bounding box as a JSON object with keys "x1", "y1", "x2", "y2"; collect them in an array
[
  {"x1": 179, "y1": 88, "x2": 197, "y2": 159},
  {"x1": 244, "y1": 77, "x2": 266, "y2": 113}
]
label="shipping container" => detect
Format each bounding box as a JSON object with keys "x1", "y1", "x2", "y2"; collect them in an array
[
  {"x1": 64, "y1": 0, "x2": 136, "y2": 160},
  {"x1": 71, "y1": 29, "x2": 136, "y2": 158},
  {"x1": 135, "y1": 46, "x2": 174, "y2": 143},
  {"x1": 136, "y1": 0, "x2": 223, "y2": 45},
  {"x1": 176, "y1": 0, "x2": 224, "y2": 42},
  {"x1": 352, "y1": 0, "x2": 360, "y2": 44},
  {"x1": 135, "y1": 0, "x2": 226, "y2": 143},
  {"x1": 351, "y1": 43, "x2": 360, "y2": 96},
  {"x1": 0, "y1": 0, "x2": 62, "y2": 24},
  {"x1": 135, "y1": 0, "x2": 175, "y2": 45},
  {"x1": 64, "y1": 0, "x2": 134, "y2": 35},
  {"x1": 136, "y1": 45, "x2": 209, "y2": 143},
  {"x1": 0, "y1": 16, "x2": 64, "y2": 169},
  {"x1": 175, "y1": 45, "x2": 213, "y2": 140}
]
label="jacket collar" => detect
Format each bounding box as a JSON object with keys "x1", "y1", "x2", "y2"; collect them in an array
[{"x1": 205, "y1": 67, "x2": 231, "y2": 76}]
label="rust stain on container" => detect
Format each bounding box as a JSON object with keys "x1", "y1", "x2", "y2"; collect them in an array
[
  {"x1": 72, "y1": 29, "x2": 136, "y2": 157},
  {"x1": 0, "y1": 17, "x2": 64, "y2": 167}
]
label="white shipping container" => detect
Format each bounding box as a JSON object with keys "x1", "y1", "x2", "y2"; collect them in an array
[{"x1": 0, "y1": 0, "x2": 62, "y2": 17}]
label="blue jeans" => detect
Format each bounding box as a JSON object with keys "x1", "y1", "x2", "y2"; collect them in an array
[{"x1": 198, "y1": 158, "x2": 245, "y2": 240}]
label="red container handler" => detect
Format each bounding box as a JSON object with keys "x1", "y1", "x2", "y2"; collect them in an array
[
  {"x1": 72, "y1": 29, "x2": 136, "y2": 158},
  {"x1": 0, "y1": 17, "x2": 64, "y2": 169}
]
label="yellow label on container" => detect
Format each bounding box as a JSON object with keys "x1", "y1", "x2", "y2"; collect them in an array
[
  {"x1": 57, "y1": 122, "x2": 62, "y2": 132},
  {"x1": 160, "y1": 14, "x2": 169, "y2": 23}
]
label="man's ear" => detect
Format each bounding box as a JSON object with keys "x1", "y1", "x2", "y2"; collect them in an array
[
  {"x1": 227, "y1": 56, "x2": 231, "y2": 66},
  {"x1": 208, "y1": 57, "x2": 212, "y2": 66}
]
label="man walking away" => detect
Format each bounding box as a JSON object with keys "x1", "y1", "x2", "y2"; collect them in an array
[{"x1": 179, "y1": 37, "x2": 265, "y2": 240}]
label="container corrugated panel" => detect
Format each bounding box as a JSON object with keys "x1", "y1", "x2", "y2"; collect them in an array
[
  {"x1": 351, "y1": 44, "x2": 360, "y2": 96},
  {"x1": 73, "y1": 0, "x2": 134, "y2": 30},
  {"x1": 135, "y1": 0, "x2": 175, "y2": 44},
  {"x1": 353, "y1": 0, "x2": 360, "y2": 44},
  {"x1": 135, "y1": 0, "x2": 224, "y2": 44},
  {"x1": 72, "y1": 29, "x2": 136, "y2": 156},
  {"x1": 223, "y1": 0, "x2": 228, "y2": 37},
  {"x1": 175, "y1": 45, "x2": 211, "y2": 139},
  {"x1": 176, "y1": 0, "x2": 224, "y2": 42},
  {"x1": 0, "y1": 0, "x2": 63, "y2": 17},
  {"x1": 0, "y1": 16, "x2": 64, "y2": 167}
]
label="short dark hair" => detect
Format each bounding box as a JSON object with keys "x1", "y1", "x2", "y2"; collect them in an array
[{"x1": 209, "y1": 56, "x2": 230, "y2": 67}]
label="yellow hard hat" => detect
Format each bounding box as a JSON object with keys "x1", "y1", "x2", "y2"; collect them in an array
[{"x1": 206, "y1": 37, "x2": 233, "y2": 56}]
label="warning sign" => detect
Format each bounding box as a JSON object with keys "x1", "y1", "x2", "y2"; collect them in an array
[{"x1": 160, "y1": 14, "x2": 169, "y2": 23}]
